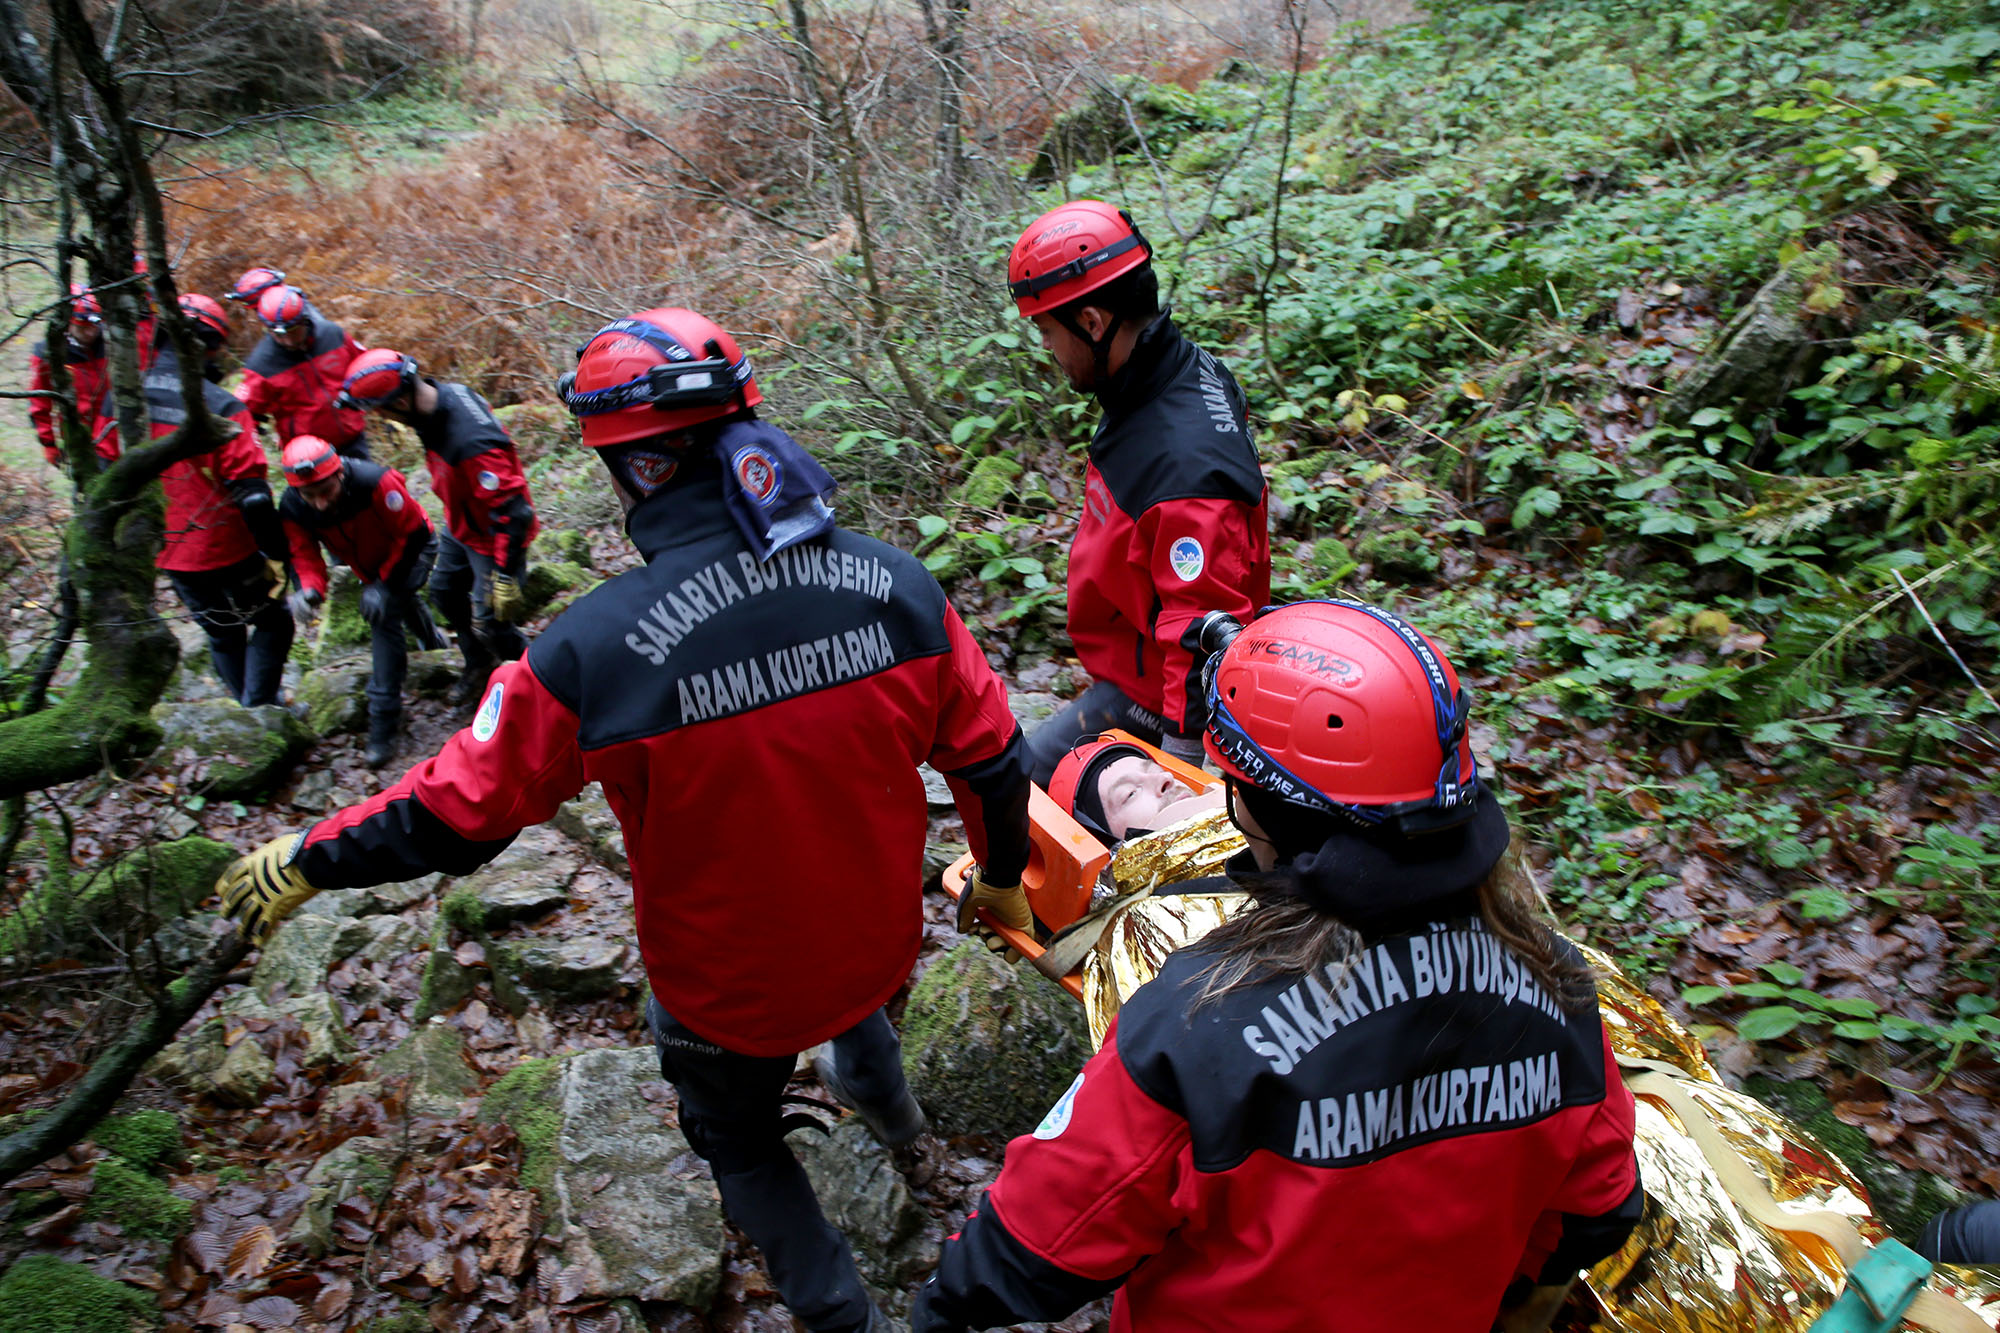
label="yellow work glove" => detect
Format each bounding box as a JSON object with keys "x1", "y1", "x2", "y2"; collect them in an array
[
  {"x1": 488, "y1": 571, "x2": 527, "y2": 624},
  {"x1": 217, "y1": 834, "x2": 321, "y2": 944},
  {"x1": 957, "y1": 867, "x2": 1030, "y2": 935},
  {"x1": 263, "y1": 557, "x2": 289, "y2": 601}
]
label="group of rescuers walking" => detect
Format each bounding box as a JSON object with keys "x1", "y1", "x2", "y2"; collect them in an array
[
  {"x1": 30, "y1": 266, "x2": 538, "y2": 770},
  {"x1": 40, "y1": 201, "x2": 1643, "y2": 1331}
]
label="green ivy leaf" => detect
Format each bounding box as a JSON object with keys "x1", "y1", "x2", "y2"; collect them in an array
[
  {"x1": 1759, "y1": 961, "x2": 1806, "y2": 985},
  {"x1": 1681, "y1": 985, "x2": 1728, "y2": 1006},
  {"x1": 1735, "y1": 1006, "x2": 1804, "y2": 1042}
]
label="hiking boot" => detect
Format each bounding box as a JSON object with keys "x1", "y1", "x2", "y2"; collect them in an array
[
  {"x1": 365, "y1": 712, "x2": 400, "y2": 770},
  {"x1": 813, "y1": 1047, "x2": 927, "y2": 1149},
  {"x1": 447, "y1": 663, "x2": 494, "y2": 709}
]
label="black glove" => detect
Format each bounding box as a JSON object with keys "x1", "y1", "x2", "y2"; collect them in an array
[
  {"x1": 358, "y1": 581, "x2": 394, "y2": 628},
  {"x1": 287, "y1": 587, "x2": 323, "y2": 622}
]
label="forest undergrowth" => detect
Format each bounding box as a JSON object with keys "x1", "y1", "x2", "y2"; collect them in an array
[{"x1": 1, "y1": 0, "x2": 1999, "y2": 1326}]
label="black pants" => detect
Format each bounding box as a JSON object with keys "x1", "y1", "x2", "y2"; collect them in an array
[
  {"x1": 429, "y1": 532, "x2": 525, "y2": 671},
  {"x1": 166, "y1": 554, "x2": 295, "y2": 707},
  {"x1": 1023, "y1": 678, "x2": 1166, "y2": 787},
  {"x1": 360, "y1": 536, "x2": 438, "y2": 722},
  {"x1": 648, "y1": 999, "x2": 907, "y2": 1333}
]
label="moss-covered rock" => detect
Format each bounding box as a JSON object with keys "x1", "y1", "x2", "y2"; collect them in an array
[
  {"x1": 522, "y1": 560, "x2": 592, "y2": 617},
  {"x1": 316, "y1": 566, "x2": 372, "y2": 652},
  {"x1": 902, "y1": 941, "x2": 1091, "y2": 1141},
  {"x1": 0, "y1": 1254, "x2": 153, "y2": 1333},
  {"x1": 544, "y1": 528, "x2": 592, "y2": 566},
  {"x1": 953, "y1": 454, "x2": 1024, "y2": 510},
  {"x1": 0, "y1": 835, "x2": 238, "y2": 960},
  {"x1": 297, "y1": 665, "x2": 370, "y2": 737},
  {"x1": 151, "y1": 700, "x2": 310, "y2": 798},
  {"x1": 86, "y1": 1156, "x2": 192, "y2": 1240},
  {"x1": 1744, "y1": 1076, "x2": 1969, "y2": 1245},
  {"x1": 479, "y1": 1057, "x2": 564, "y2": 1197},
  {"x1": 92, "y1": 1109, "x2": 182, "y2": 1171},
  {"x1": 288, "y1": 1135, "x2": 402, "y2": 1254},
  {"x1": 378, "y1": 1021, "x2": 478, "y2": 1117},
  {"x1": 1029, "y1": 78, "x2": 1230, "y2": 181}
]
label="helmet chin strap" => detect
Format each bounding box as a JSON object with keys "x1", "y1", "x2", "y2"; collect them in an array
[{"x1": 1057, "y1": 308, "x2": 1122, "y2": 387}]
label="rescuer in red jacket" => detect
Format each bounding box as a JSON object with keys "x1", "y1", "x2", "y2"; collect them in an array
[
  {"x1": 914, "y1": 600, "x2": 1643, "y2": 1333},
  {"x1": 278, "y1": 435, "x2": 441, "y2": 769},
  {"x1": 217, "y1": 307, "x2": 1034, "y2": 1333},
  {"x1": 1007, "y1": 202, "x2": 1271, "y2": 786},
  {"x1": 28, "y1": 285, "x2": 118, "y2": 469},
  {"x1": 145, "y1": 299, "x2": 295, "y2": 707},
  {"x1": 337, "y1": 348, "x2": 538, "y2": 705},
  {"x1": 239, "y1": 285, "x2": 370, "y2": 461}
]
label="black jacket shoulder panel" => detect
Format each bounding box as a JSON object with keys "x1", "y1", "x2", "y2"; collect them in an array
[
  {"x1": 529, "y1": 488, "x2": 950, "y2": 750},
  {"x1": 1115, "y1": 918, "x2": 1612, "y2": 1173},
  {"x1": 418, "y1": 381, "x2": 511, "y2": 463},
  {"x1": 1090, "y1": 321, "x2": 1262, "y2": 518}
]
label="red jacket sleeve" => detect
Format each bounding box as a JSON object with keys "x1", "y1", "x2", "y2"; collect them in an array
[
  {"x1": 1138, "y1": 493, "x2": 1269, "y2": 734},
  {"x1": 369, "y1": 469, "x2": 428, "y2": 584},
  {"x1": 287, "y1": 518, "x2": 329, "y2": 598},
  {"x1": 916, "y1": 1022, "x2": 1188, "y2": 1330},
  {"x1": 928, "y1": 602, "x2": 1030, "y2": 884},
  {"x1": 27, "y1": 350, "x2": 56, "y2": 453},
  {"x1": 1514, "y1": 1028, "x2": 1643, "y2": 1282},
  {"x1": 458, "y1": 447, "x2": 535, "y2": 573},
  {"x1": 237, "y1": 367, "x2": 275, "y2": 421},
  {"x1": 216, "y1": 401, "x2": 268, "y2": 480},
  {"x1": 297, "y1": 657, "x2": 586, "y2": 887}
]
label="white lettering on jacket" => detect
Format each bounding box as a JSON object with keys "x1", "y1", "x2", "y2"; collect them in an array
[{"x1": 622, "y1": 548, "x2": 897, "y2": 666}]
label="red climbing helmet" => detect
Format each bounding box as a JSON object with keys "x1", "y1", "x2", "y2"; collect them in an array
[
  {"x1": 281, "y1": 435, "x2": 343, "y2": 487},
  {"x1": 69, "y1": 283, "x2": 101, "y2": 324},
  {"x1": 178, "y1": 294, "x2": 230, "y2": 344},
  {"x1": 1007, "y1": 201, "x2": 1152, "y2": 319},
  {"x1": 255, "y1": 285, "x2": 309, "y2": 333},
  {"x1": 339, "y1": 348, "x2": 419, "y2": 409},
  {"x1": 559, "y1": 307, "x2": 761, "y2": 447},
  {"x1": 228, "y1": 267, "x2": 287, "y2": 304},
  {"x1": 1204, "y1": 600, "x2": 1479, "y2": 832}
]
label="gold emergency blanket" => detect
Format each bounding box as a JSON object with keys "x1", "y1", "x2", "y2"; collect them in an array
[{"x1": 1069, "y1": 819, "x2": 2000, "y2": 1332}]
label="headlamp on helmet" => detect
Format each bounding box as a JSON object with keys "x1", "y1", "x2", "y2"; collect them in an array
[
  {"x1": 1202, "y1": 599, "x2": 1481, "y2": 839},
  {"x1": 281, "y1": 435, "x2": 342, "y2": 487},
  {"x1": 560, "y1": 309, "x2": 762, "y2": 449},
  {"x1": 337, "y1": 348, "x2": 420, "y2": 410}
]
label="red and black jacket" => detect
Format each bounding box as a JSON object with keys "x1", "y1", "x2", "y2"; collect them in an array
[
  {"x1": 239, "y1": 316, "x2": 368, "y2": 448},
  {"x1": 143, "y1": 347, "x2": 285, "y2": 575},
  {"x1": 407, "y1": 380, "x2": 538, "y2": 576},
  {"x1": 280, "y1": 460, "x2": 434, "y2": 598},
  {"x1": 292, "y1": 470, "x2": 1031, "y2": 1057},
  {"x1": 914, "y1": 912, "x2": 1641, "y2": 1333},
  {"x1": 29, "y1": 337, "x2": 119, "y2": 465},
  {"x1": 1070, "y1": 315, "x2": 1270, "y2": 738}
]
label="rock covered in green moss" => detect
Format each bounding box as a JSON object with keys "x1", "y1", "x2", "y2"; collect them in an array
[
  {"x1": 901, "y1": 940, "x2": 1091, "y2": 1141},
  {"x1": 288, "y1": 1135, "x2": 402, "y2": 1253},
  {"x1": 92, "y1": 1109, "x2": 181, "y2": 1171},
  {"x1": 86, "y1": 1157, "x2": 191, "y2": 1240},
  {"x1": 151, "y1": 700, "x2": 310, "y2": 798},
  {"x1": 953, "y1": 455, "x2": 1024, "y2": 510},
  {"x1": 0, "y1": 835, "x2": 238, "y2": 960},
  {"x1": 0, "y1": 1254, "x2": 153, "y2": 1333},
  {"x1": 378, "y1": 1021, "x2": 478, "y2": 1117},
  {"x1": 297, "y1": 665, "x2": 370, "y2": 736},
  {"x1": 315, "y1": 567, "x2": 372, "y2": 653},
  {"x1": 523, "y1": 561, "x2": 592, "y2": 617}
]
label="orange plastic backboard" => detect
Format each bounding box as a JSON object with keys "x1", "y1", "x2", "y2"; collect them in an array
[{"x1": 942, "y1": 730, "x2": 1221, "y2": 996}]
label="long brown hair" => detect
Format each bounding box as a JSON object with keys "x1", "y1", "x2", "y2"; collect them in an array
[{"x1": 1189, "y1": 843, "x2": 1597, "y2": 1013}]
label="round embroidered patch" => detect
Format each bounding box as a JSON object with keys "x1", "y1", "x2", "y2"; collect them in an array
[
  {"x1": 1033, "y1": 1073, "x2": 1085, "y2": 1141},
  {"x1": 1169, "y1": 536, "x2": 1206, "y2": 582},
  {"x1": 472, "y1": 681, "x2": 504, "y2": 742},
  {"x1": 732, "y1": 446, "x2": 781, "y2": 506},
  {"x1": 477, "y1": 469, "x2": 500, "y2": 491},
  {"x1": 626, "y1": 451, "x2": 679, "y2": 494},
  {"x1": 383, "y1": 490, "x2": 404, "y2": 512}
]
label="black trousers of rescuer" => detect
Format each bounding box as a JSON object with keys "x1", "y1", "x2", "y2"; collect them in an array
[
  {"x1": 429, "y1": 531, "x2": 525, "y2": 673},
  {"x1": 648, "y1": 998, "x2": 907, "y2": 1333},
  {"x1": 166, "y1": 553, "x2": 295, "y2": 707},
  {"x1": 1023, "y1": 678, "x2": 1167, "y2": 787},
  {"x1": 359, "y1": 536, "x2": 438, "y2": 723}
]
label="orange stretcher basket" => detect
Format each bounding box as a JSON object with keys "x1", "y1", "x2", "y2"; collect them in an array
[{"x1": 941, "y1": 730, "x2": 1221, "y2": 999}]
